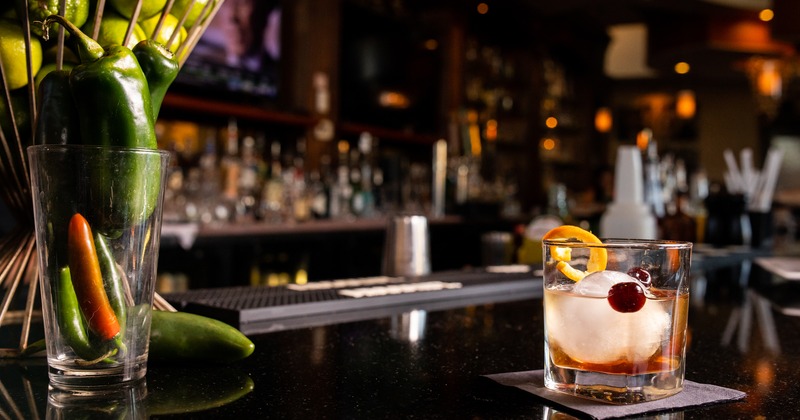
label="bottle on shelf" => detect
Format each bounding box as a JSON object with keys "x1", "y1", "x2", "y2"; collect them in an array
[
  {"x1": 356, "y1": 132, "x2": 377, "y2": 218},
  {"x1": 290, "y1": 137, "x2": 311, "y2": 222},
  {"x1": 310, "y1": 154, "x2": 332, "y2": 219},
  {"x1": 259, "y1": 140, "x2": 285, "y2": 223},
  {"x1": 191, "y1": 136, "x2": 220, "y2": 224},
  {"x1": 329, "y1": 140, "x2": 354, "y2": 220},
  {"x1": 237, "y1": 135, "x2": 261, "y2": 222},
  {"x1": 660, "y1": 191, "x2": 697, "y2": 242},
  {"x1": 641, "y1": 129, "x2": 665, "y2": 220},
  {"x1": 218, "y1": 118, "x2": 242, "y2": 222}
]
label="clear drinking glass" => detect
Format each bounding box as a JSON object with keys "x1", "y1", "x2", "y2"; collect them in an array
[
  {"x1": 542, "y1": 238, "x2": 692, "y2": 404},
  {"x1": 28, "y1": 144, "x2": 169, "y2": 389}
]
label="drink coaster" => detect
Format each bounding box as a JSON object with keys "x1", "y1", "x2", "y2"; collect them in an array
[{"x1": 483, "y1": 370, "x2": 746, "y2": 419}]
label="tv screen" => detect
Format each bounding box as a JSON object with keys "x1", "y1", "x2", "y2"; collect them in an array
[
  {"x1": 339, "y1": 3, "x2": 442, "y2": 133},
  {"x1": 175, "y1": 0, "x2": 281, "y2": 99}
]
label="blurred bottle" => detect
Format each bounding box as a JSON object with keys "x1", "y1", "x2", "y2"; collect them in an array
[
  {"x1": 260, "y1": 140, "x2": 285, "y2": 223},
  {"x1": 195, "y1": 137, "x2": 221, "y2": 224},
  {"x1": 641, "y1": 130, "x2": 665, "y2": 219},
  {"x1": 290, "y1": 137, "x2": 311, "y2": 222},
  {"x1": 330, "y1": 140, "x2": 353, "y2": 219},
  {"x1": 688, "y1": 168, "x2": 709, "y2": 243},
  {"x1": 351, "y1": 132, "x2": 376, "y2": 218},
  {"x1": 660, "y1": 192, "x2": 697, "y2": 242},
  {"x1": 236, "y1": 135, "x2": 261, "y2": 222},
  {"x1": 546, "y1": 183, "x2": 571, "y2": 223},
  {"x1": 218, "y1": 118, "x2": 241, "y2": 222},
  {"x1": 310, "y1": 155, "x2": 332, "y2": 219},
  {"x1": 349, "y1": 145, "x2": 364, "y2": 216}
]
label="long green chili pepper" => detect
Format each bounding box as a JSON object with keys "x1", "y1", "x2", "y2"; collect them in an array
[
  {"x1": 40, "y1": 15, "x2": 162, "y2": 229},
  {"x1": 133, "y1": 40, "x2": 179, "y2": 120},
  {"x1": 67, "y1": 213, "x2": 121, "y2": 342},
  {"x1": 94, "y1": 232, "x2": 127, "y2": 340},
  {"x1": 34, "y1": 70, "x2": 81, "y2": 145},
  {"x1": 56, "y1": 266, "x2": 114, "y2": 362}
]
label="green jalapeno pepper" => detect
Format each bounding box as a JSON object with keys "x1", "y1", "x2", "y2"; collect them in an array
[
  {"x1": 94, "y1": 232, "x2": 127, "y2": 339},
  {"x1": 34, "y1": 69, "x2": 81, "y2": 145},
  {"x1": 133, "y1": 40, "x2": 179, "y2": 120},
  {"x1": 56, "y1": 266, "x2": 112, "y2": 362},
  {"x1": 41, "y1": 15, "x2": 161, "y2": 230},
  {"x1": 149, "y1": 311, "x2": 255, "y2": 364}
]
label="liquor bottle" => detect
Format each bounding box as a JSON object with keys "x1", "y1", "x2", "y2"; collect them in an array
[
  {"x1": 291, "y1": 137, "x2": 311, "y2": 222},
  {"x1": 237, "y1": 135, "x2": 261, "y2": 222},
  {"x1": 546, "y1": 182, "x2": 572, "y2": 224},
  {"x1": 641, "y1": 131, "x2": 665, "y2": 219},
  {"x1": 355, "y1": 132, "x2": 376, "y2": 218},
  {"x1": 310, "y1": 154, "x2": 332, "y2": 219},
  {"x1": 218, "y1": 118, "x2": 241, "y2": 222},
  {"x1": 660, "y1": 192, "x2": 697, "y2": 242},
  {"x1": 194, "y1": 137, "x2": 221, "y2": 224},
  {"x1": 260, "y1": 140, "x2": 285, "y2": 223},
  {"x1": 329, "y1": 140, "x2": 353, "y2": 220},
  {"x1": 349, "y1": 146, "x2": 364, "y2": 216}
]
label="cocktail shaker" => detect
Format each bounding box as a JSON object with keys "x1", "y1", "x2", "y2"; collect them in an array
[{"x1": 382, "y1": 215, "x2": 431, "y2": 277}]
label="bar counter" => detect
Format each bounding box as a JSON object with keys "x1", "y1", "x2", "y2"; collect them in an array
[{"x1": 4, "y1": 250, "x2": 800, "y2": 418}]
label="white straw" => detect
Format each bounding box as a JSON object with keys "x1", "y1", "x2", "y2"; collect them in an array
[
  {"x1": 723, "y1": 149, "x2": 745, "y2": 193},
  {"x1": 723, "y1": 172, "x2": 734, "y2": 194},
  {"x1": 751, "y1": 147, "x2": 784, "y2": 212},
  {"x1": 740, "y1": 148, "x2": 755, "y2": 198}
]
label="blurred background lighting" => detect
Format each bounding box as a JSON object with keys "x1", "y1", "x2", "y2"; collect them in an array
[
  {"x1": 674, "y1": 61, "x2": 691, "y2": 74},
  {"x1": 594, "y1": 107, "x2": 613, "y2": 132},
  {"x1": 676, "y1": 90, "x2": 696, "y2": 119}
]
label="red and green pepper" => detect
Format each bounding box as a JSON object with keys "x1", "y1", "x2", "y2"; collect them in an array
[{"x1": 62, "y1": 213, "x2": 125, "y2": 363}]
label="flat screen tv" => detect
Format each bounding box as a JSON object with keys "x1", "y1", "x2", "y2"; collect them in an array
[
  {"x1": 339, "y1": 3, "x2": 442, "y2": 133},
  {"x1": 174, "y1": 0, "x2": 281, "y2": 100}
]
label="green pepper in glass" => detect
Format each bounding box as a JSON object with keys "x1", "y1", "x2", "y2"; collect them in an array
[
  {"x1": 34, "y1": 69, "x2": 81, "y2": 145},
  {"x1": 40, "y1": 15, "x2": 162, "y2": 230},
  {"x1": 94, "y1": 232, "x2": 127, "y2": 340},
  {"x1": 133, "y1": 40, "x2": 179, "y2": 120},
  {"x1": 56, "y1": 266, "x2": 115, "y2": 362},
  {"x1": 41, "y1": 15, "x2": 156, "y2": 149}
]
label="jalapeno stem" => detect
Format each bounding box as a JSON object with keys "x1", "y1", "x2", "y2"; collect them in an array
[{"x1": 40, "y1": 15, "x2": 104, "y2": 62}]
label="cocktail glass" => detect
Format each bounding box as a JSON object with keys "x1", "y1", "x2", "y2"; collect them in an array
[{"x1": 542, "y1": 237, "x2": 691, "y2": 404}]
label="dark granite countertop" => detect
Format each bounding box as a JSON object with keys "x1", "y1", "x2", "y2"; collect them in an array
[{"x1": 3, "y1": 256, "x2": 800, "y2": 418}]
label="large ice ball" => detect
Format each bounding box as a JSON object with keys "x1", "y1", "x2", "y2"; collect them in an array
[{"x1": 546, "y1": 270, "x2": 671, "y2": 365}]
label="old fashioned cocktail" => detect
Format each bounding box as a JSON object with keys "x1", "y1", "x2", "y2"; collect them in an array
[{"x1": 542, "y1": 226, "x2": 691, "y2": 404}]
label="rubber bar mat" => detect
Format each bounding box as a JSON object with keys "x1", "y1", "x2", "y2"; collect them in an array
[{"x1": 163, "y1": 266, "x2": 542, "y2": 334}]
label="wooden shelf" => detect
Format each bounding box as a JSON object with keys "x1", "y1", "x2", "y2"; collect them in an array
[
  {"x1": 161, "y1": 93, "x2": 441, "y2": 147},
  {"x1": 161, "y1": 93, "x2": 317, "y2": 127},
  {"x1": 337, "y1": 121, "x2": 440, "y2": 145}
]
